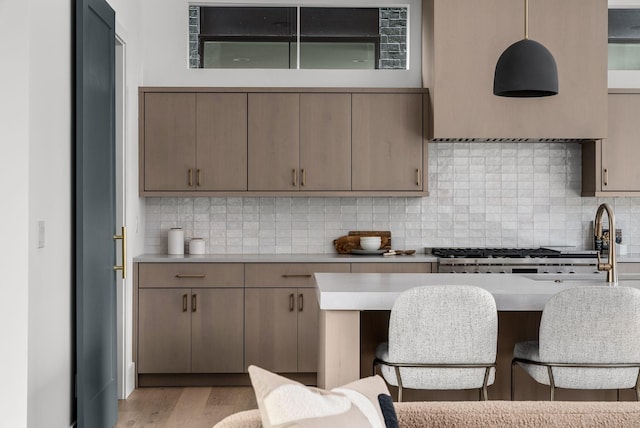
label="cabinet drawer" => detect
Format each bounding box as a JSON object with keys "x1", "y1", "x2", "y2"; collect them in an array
[
  {"x1": 350, "y1": 263, "x2": 432, "y2": 274},
  {"x1": 245, "y1": 263, "x2": 350, "y2": 288},
  {"x1": 138, "y1": 263, "x2": 244, "y2": 288}
]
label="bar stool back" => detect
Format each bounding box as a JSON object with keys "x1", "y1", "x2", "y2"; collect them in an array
[
  {"x1": 512, "y1": 286, "x2": 640, "y2": 400},
  {"x1": 374, "y1": 285, "x2": 498, "y2": 401}
]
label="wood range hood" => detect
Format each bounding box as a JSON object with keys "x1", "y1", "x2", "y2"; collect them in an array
[{"x1": 422, "y1": 0, "x2": 608, "y2": 142}]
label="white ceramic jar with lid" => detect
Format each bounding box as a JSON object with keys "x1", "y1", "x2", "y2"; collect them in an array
[
  {"x1": 168, "y1": 228, "x2": 185, "y2": 255},
  {"x1": 189, "y1": 238, "x2": 206, "y2": 255}
]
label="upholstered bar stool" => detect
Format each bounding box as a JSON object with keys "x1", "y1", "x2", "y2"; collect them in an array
[
  {"x1": 512, "y1": 286, "x2": 640, "y2": 401},
  {"x1": 373, "y1": 285, "x2": 498, "y2": 401}
]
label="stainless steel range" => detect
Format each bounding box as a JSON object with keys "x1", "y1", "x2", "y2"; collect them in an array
[{"x1": 429, "y1": 247, "x2": 603, "y2": 276}]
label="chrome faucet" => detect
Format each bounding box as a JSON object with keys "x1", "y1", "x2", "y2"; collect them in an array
[{"x1": 594, "y1": 203, "x2": 618, "y2": 285}]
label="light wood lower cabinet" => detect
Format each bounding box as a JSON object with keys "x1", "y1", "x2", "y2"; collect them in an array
[
  {"x1": 244, "y1": 288, "x2": 318, "y2": 373},
  {"x1": 138, "y1": 288, "x2": 191, "y2": 373},
  {"x1": 137, "y1": 262, "x2": 245, "y2": 375},
  {"x1": 243, "y1": 263, "x2": 347, "y2": 373},
  {"x1": 138, "y1": 288, "x2": 244, "y2": 374},
  {"x1": 350, "y1": 262, "x2": 432, "y2": 273},
  {"x1": 191, "y1": 289, "x2": 244, "y2": 372}
]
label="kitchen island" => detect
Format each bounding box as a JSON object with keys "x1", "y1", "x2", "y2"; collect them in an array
[{"x1": 315, "y1": 272, "x2": 640, "y2": 401}]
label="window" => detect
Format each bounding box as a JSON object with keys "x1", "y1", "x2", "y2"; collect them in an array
[
  {"x1": 188, "y1": 6, "x2": 408, "y2": 70},
  {"x1": 608, "y1": 9, "x2": 640, "y2": 70}
]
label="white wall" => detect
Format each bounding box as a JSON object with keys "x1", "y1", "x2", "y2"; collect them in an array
[
  {"x1": 608, "y1": 0, "x2": 640, "y2": 87},
  {"x1": 106, "y1": 0, "x2": 144, "y2": 399},
  {"x1": 140, "y1": 0, "x2": 422, "y2": 88},
  {"x1": 0, "y1": 0, "x2": 30, "y2": 425},
  {"x1": 0, "y1": 0, "x2": 143, "y2": 425},
  {"x1": 26, "y1": 0, "x2": 73, "y2": 425}
]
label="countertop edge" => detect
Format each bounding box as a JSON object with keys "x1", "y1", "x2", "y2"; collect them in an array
[
  {"x1": 133, "y1": 253, "x2": 438, "y2": 263},
  {"x1": 132, "y1": 253, "x2": 640, "y2": 264}
]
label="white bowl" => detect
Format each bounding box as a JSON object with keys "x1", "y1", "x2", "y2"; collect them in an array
[{"x1": 360, "y1": 237, "x2": 381, "y2": 250}]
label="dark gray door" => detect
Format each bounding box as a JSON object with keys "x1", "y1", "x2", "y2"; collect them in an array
[{"x1": 75, "y1": 0, "x2": 117, "y2": 426}]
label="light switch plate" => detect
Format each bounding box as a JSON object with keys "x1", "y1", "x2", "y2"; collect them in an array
[{"x1": 37, "y1": 220, "x2": 45, "y2": 248}]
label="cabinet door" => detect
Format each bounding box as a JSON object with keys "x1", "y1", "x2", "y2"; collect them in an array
[
  {"x1": 144, "y1": 93, "x2": 196, "y2": 191},
  {"x1": 196, "y1": 93, "x2": 248, "y2": 191},
  {"x1": 297, "y1": 289, "x2": 319, "y2": 372},
  {"x1": 191, "y1": 289, "x2": 244, "y2": 373},
  {"x1": 248, "y1": 93, "x2": 300, "y2": 191},
  {"x1": 602, "y1": 93, "x2": 640, "y2": 192},
  {"x1": 352, "y1": 93, "x2": 424, "y2": 191},
  {"x1": 245, "y1": 288, "x2": 298, "y2": 372},
  {"x1": 351, "y1": 263, "x2": 432, "y2": 273},
  {"x1": 138, "y1": 289, "x2": 191, "y2": 373},
  {"x1": 299, "y1": 93, "x2": 351, "y2": 190}
]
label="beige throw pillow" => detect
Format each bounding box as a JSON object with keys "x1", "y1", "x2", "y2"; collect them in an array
[{"x1": 248, "y1": 365, "x2": 397, "y2": 428}]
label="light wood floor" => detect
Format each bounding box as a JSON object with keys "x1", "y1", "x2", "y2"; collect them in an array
[{"x1": 115, "y1": 387, "x2": 257, "y2": 428}]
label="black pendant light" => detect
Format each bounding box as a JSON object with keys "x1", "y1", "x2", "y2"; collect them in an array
[{"x1": 493, "y1": 0, "x2": 558, "y2": 97}]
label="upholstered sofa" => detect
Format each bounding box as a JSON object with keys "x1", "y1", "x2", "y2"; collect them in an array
[{"x1": 214, "y1": 401, "x2": 640, "y2": 428}]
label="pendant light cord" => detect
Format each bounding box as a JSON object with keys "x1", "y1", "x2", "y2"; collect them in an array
[{"x1": 524, "y1": 0, "x2": 529, "y2": 39}]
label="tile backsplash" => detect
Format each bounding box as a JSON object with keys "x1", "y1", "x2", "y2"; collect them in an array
[{"x1": 144, "y1": 142, "x2": 640, "y2": 254}]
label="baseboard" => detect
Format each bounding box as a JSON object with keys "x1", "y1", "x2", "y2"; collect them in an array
[{"x1": 125, "y1": 362, "x2": 136, "y2": 398}]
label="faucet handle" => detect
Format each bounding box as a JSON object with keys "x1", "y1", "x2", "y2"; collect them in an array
[{"x1": 596, "y1": 252, "x2": 611, "y2": 272}]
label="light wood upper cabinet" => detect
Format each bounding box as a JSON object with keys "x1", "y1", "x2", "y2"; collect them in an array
[
  {"x1": 299, "y1": 93, "x2": 351, "y2": 191},
  {"x1": 143, "y1": 93, "x2": 196, "y2": 191},
  {"x1": 424, "y1": 0, "x2": 607, "y2": 140},
  {"x1": 141, "y1": 88, "x2": 427, "y2": 196},
  {"x1": 196, "y1": 93, "x2": 247, "y2": 191},
  {"x1": 602, "y1": 93, "x2": 640, "y2": 192},
  {"x1": 582, "y1": 91, "x2": 640, "y2": 196},
  {"x1": 352, "y1": 93, "x2": 425, "y2": 191},
  {"x1": 248, "y1": 93, "x2": 300, "y2": 191},
  {"x1": 248, "y1": 93, "x2": 352, "y2": 191},
  {"x1": 141, "y1": 91, "x2": 247, "y2": 194}
]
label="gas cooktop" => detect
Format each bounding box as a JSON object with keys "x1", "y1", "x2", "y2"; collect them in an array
[{"x1": 429, "y1": 247, "x2": 596, "y2": 259}]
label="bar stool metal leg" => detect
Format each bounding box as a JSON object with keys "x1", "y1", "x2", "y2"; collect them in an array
[{"x1": 394, "y1": 366, "x2": 404, "y2": 402}]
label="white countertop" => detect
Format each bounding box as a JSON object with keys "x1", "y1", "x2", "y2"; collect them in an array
[
  {"x1": 133, "y1": 252, "x2": 640, "y2": 264},
  {"x1": 133, "y1": 253, "x2": 438, "y2": 263},
  {"x1": 314, "y1": 272, "x2": 640, "y2": 311}
]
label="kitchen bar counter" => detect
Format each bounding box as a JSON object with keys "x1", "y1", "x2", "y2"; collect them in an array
[
  {"x1": 314, "y1": 272, "x2": 640, "y2": 311},
  {"x1": 315, "y1": 272, "x2": 640, "y2": 392}
]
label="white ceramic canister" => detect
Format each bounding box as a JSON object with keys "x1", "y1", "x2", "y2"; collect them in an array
[
  {"x1": 168, "y1": 228, "x2": 185, "y2": 255},
  {"x1": 189, "y1": 238, "x2": 206, "y2": 255}
]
